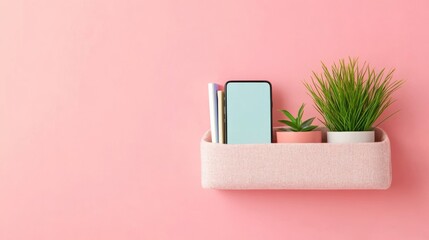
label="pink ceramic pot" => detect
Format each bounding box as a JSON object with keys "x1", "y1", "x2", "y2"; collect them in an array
[{"x1": 276, "y1": 130, "x2": 322, "y2": 143}]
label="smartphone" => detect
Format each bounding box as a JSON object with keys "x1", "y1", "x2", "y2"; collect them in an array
[{"x1": 225, "y1": 81, "x2": 272, "y2": 144}]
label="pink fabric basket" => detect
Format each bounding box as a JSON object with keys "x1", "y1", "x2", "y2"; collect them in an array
[{"x1": 200, "y1": 128, "x2": 391, "y2": 190}]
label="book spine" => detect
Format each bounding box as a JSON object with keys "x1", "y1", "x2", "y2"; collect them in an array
[
  {"x1": 208, "y1": 83, "x2": 219, "y2": 143},
  {"x1": 217, "y1": 90, "x2": 225, "y2": 144}
]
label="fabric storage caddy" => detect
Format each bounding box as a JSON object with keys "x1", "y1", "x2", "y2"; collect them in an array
[{"x1": 200, "y1": 128, "x2": 391, "y2": 190}]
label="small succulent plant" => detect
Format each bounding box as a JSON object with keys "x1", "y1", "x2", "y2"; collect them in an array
[{"x1": 279, "y1": 104, "x2": 318, "y2": 132}]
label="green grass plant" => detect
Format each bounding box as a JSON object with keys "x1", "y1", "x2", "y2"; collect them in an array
[{"x1": 304, "y1": 58, "x2": 403, "y2": 131}]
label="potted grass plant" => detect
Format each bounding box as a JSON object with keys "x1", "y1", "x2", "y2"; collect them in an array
[
  {"x1": 305, "y1": 58, "x2": 403, "y2": 143},
  {"x1": 277, "y1": 104, "x2": 321, "y2": 143}
]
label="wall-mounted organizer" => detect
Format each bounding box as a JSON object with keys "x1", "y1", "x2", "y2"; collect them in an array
[{"x1": 201, "y1": 128, "x2": 391, "y2": 190}]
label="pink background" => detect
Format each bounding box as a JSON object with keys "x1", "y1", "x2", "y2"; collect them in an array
[{"x1": 1, "y1": 0, "x2": 428, "y2": 239}]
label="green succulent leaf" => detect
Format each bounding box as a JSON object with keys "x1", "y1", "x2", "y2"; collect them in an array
[
  {"x1": 302, "y1": 125, "x2": 318, "y2": 131},
  {"x1": 301, "y1": 117, "x2": 315, "y2": 128},
  {"x1": 297, "y1": 104, "x2": 304, "y2": 124},
  {"x1": 280, "y1": 110, "x2": 295, "y2": 121},
  {"x1": 278, "y1": 120, "x2": 299, "y2": 129}
]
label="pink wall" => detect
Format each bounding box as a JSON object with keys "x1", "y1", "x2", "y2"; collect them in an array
[{"x1": 1, "y1": 0, "x2": 428, "y2": 239}]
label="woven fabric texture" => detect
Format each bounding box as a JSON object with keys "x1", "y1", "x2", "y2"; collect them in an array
[{"x1": 201, "y1": 128, "x2": 391, "y2": 189}]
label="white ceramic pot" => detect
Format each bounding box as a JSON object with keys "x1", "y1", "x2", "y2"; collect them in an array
[{"x1": 327, "y1": 131, "x2": 375, "y2": 143}]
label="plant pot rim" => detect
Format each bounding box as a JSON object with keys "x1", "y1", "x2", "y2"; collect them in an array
[
  {"x1": 327, "y1": 130, "x2": 375, "y2": 143},
  {"x1": 327, "y1": 130, "x2": 374, "y2": 133},
  {"x1": 277, "y1": 130, "x2": 322, "y2": 133}
]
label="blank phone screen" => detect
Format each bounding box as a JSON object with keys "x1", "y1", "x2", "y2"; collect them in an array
[{"x1": 225, "y1": 81, "x2": 272, "y2": 144}]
